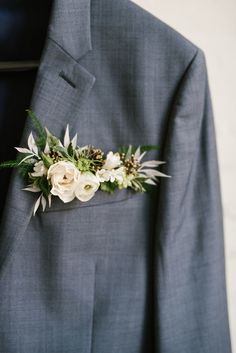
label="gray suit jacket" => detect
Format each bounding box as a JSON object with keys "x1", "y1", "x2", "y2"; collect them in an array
[{"x1": 0, "y1": 0, "x2": 232, "y2": 352}]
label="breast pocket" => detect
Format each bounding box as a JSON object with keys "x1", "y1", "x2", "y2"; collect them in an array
[{"x1": 38, "y1": 187, "x2": 136, "y2": 213}]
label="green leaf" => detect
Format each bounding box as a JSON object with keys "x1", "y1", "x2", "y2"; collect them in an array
[
  {"x1": 117, "y1": 146, "x2": 129, "y2": 154},
  {"x1": 47, "y1": 134, "x2": 62, "y2": 148},
  {"x1": 40, "y1": 153, "x2": 54, "y2": 168},
  {"x1": 52, "y1": 145, "x2": 70, "y2": 158},
  {"x1": 131, "y1": 178, "x2": 147, "y2": 192},
  {"x1": 100, "y1": 181, "x2": 117, "y2": 193},
  {"x1": 67, "y1": 142, "x2": 75, "y2": 157},
  {"x1": 139, "y1": 145, "x2": 159, "y2": 152},
  {"x1": 36, "y1": 177, "x2": 51, "y2": 197}
]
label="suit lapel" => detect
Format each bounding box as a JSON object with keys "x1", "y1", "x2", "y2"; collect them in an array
[{"x1": 0, "y1": 0, "x2": 95, "y2": 274}]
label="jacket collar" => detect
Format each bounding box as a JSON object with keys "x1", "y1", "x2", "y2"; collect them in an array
[
  {"x1": 0, "y1": 0, "x2": 95, "y2": 276},
  {"x1": 48, "y1": 0, "x2": 92, "y2": 60}
]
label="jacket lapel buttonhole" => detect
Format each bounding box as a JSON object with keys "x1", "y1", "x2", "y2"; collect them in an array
[{"x1": 59, "y1": 70, "x2": 77, "y2": 89}]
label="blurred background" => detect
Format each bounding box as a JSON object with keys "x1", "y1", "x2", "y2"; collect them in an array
[{"x1": 132, "y1": 0, "x2": 236, "y2": 350}]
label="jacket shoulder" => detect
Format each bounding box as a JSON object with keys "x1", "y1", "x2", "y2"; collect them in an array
[{"x1": 113, "y1": 0, "x2": 204, "y2": 63}]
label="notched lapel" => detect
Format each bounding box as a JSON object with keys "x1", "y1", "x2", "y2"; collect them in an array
[
  {"x1": 28, "y1": 39, "x2": 96, "y2": 136},
  {"x1": 0, "y1": 0, "x2": 95, "y2": 277}
]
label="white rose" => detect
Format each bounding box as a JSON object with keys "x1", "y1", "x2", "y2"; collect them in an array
[
  {"x1": 103, "y1": 151, "x2": 121, "y2": 170},
  {"x1": 47, "y1": 161, "x2": 80, "y2": 203},
  {"x1": 31, "y1": 160, "x2": 47, "y2": 177},
  {"x1": 75, "y1": 172, "x2": 100, "y2": 202}
]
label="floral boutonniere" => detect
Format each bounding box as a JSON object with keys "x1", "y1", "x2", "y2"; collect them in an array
[{"x1": 0, "y1": 110, "x2": 171, "y2": 215}]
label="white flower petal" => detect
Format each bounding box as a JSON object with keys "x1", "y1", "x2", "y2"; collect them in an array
[
  {"x1": 23, "y1": 185, "x2": 41, "y2": 192},
  {"x1": 71, "y1": 133, "x2": 78, "y2": 148},
  {"x1": 14, "y1": 147, "x2": 32, "y2": 154},
  {"x1": 75, "y1": 172, "x2": 100, "y2": 202},
  {"x1": 51, "y1": 188, "x2": 76, "y2": 203},
  {"x1": 134, "y1": 145, "x2": 141, "y2": 160},
  {"x1": 139, "y1": 168, "x2": 157, "y2": 176},
  {"x1": 126, "y1": 144, "x2": 132, "y2": 159},
  {"x1": 96, "y1": 169, "x2": 111, "y2": 182},
  {"x1": 63, "y1": 124, "x2": 70, "y2": 148},
  {"x1": 137, "y1": 173, "x2": 149, "y2": 178},
  {"x1": 33, "y1": 194, "x2": 42, "y2": 216},
  {"x1": 48, "y1": 194, "x2": 52, "y2": 208},
  {"x1": 41, "y1": 195, "x2": 47, "y2": 212},
  {"x1": 28, "y1": 132, "x2": 38, "y2": 155},
  {"x1": 140, "y1": 160, "x2": 166, "y2": 168},
  {"x1": 45, "y1": 127, "x2": 52, "y2": 136},
  {"x1": 153, "y1": 171, "x2": 171, "y2": 178},
  {"x1": 137, "y1": 151, "x2": 147, "y2": 162},
  {"x1": 76, "y1": 192, "x2": 96, "y2": 202},
  {"x1": 103, "y1": 151, "x2": 121, "y2": 170},
  {"x1": 31, "y1": 161, "x2": 47, "y2": 177},
  {"x1": 144, "y1": 178, "x2": 157, "y2": 185},
  {"x1": 17, "y1": 154, "x2": 35, "y2": 165},
  {"x1": 47, "y1": 161, "x2": 80, "y2": 203},
  {"x1": 142, "y1": 169, "x2": 171, "y2": 178},
  {"x1": 44, "y1": 142, "x2": 50, "y2": 153}
]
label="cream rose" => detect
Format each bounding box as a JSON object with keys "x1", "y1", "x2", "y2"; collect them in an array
[
  {"x1": 75, "y1": 172, "x2": 100, "y2": 202},
  {"x1": 47, "y1": 161, "x2": 80, "y2": 203}
]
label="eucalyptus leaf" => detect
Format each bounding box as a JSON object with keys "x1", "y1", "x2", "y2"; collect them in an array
[{"x1": 52, "y1": 145, "x2": 70, "y2": 158}]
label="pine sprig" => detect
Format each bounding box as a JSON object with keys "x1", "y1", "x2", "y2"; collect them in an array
[
  {"x1": 0, "y1": 159, "x2": 35, "y2": 179},
  {"x1": 0, "y1": 160, "x2": 20, "y2": 169},
  {"x1": 18, "y1": 162, "x2": 35, "y2": 178},
  {"x1": 26, "y1": 109, "x2": 47, "y2": 150}
]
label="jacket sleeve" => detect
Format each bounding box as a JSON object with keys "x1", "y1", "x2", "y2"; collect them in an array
[{"x1": 154, "y1": 48, "x2": 232, "y2": 353}]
